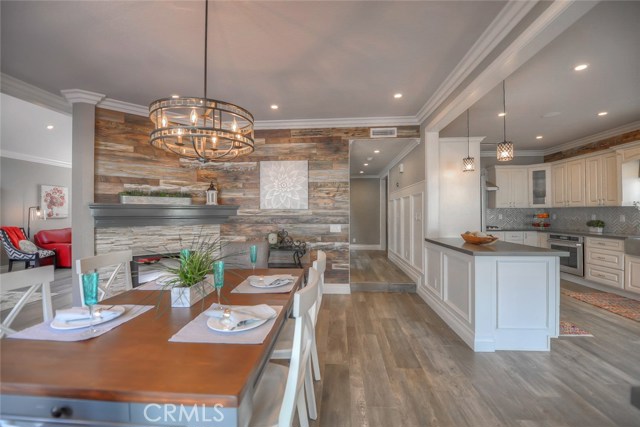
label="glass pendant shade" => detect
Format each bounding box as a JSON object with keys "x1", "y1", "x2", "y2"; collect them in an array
[
  {"x1": 148, "y1": 0, "x2": 254, "y2": 163},
  {"x1": 462, "y1": 156, "x2": 475, "y2": 172},
  {"x1": 497, "y1": 141, "x2": 514, "y2": 162}
]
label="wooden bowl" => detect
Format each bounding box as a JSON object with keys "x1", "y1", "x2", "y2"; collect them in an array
[{"x1": 460, "y1": 233, "x2": 499, "y2": 245}]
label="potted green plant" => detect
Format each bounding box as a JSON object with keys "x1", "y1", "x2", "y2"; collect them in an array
[
  {"x1": 119, "y1": 189, "x2": 192, "y2": 205},
  {"x1": 586, "y1": 219, "x2": 605, "y2": 234}
]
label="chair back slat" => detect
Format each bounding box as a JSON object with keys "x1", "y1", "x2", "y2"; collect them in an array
[
  {"x1": 311, "y1": 250, "x2": 326, "y2": 323},
  {"x1": 278, "y1": 267, "x2": 319, "y2": 427},
  {"x1": 0, "y1": 265, "x2": 54, "y2": 338},
  {"x1": 76, "y1": 250, "x2": 133, "y2": 305}
]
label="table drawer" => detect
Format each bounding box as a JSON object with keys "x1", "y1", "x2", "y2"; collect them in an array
[
  {"x1": 585, "y1": 247, "x2": 624, "y2": 270},
  {"x1": 585, "y1": 264, "x2": 624, "y2": 289},
  {"x1": 585, "y1": 237, "x2": 624, "y2": 252}
]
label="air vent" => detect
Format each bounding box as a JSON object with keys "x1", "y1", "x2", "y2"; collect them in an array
[{"x1": 370, "y1": 127, "x2": 397, "y2": 138}]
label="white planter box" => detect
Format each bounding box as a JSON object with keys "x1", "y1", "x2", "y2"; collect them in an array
[
  {"x1": 589, "y1": 227, "x2": 604, "y2": 234},
  {"x1": 120, "y1": 195, "x2": 192, "y2": 205},
  {"x1": 170, "y1": 282, "x2": 213, "y2": 307}
]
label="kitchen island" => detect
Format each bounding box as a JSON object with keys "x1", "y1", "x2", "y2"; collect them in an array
[{"x1": 422, "y1": 238, "x2": 569, "y2": 352}]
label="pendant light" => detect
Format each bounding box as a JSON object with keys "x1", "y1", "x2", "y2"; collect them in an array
[
  {"x1": 149, "y1": 0, "x2": 254, "y2": 163},
  {"x1": 462, "y1": 109, "x2": 475, "y2": 172},
  {"x1": 496, "y1": 80, "x2": 514, "y2": 162}
]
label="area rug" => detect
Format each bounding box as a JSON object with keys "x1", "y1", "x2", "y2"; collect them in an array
[
  {"x1": 0, "y1": 291, "x2": 59, "y2": 312},
  {"x1": 561, "y1": 289, "x2": 640, "y2": 322},
  {"x1": 559, "y1": 320, "x2": 593, "y2": 336}
]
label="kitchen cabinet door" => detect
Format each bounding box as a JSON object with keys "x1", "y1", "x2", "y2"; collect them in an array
[
  {"x1": 528, "y1": 165, "x2": 551, "y2": 208},
  {"x1": 566, "y1": 158, "x2": 586, "y2": 207},
  {"x1": 490, "y1": 167, "x2": 528, "y2": 208},
  {"x1": 523, "y1": 231, "x2": 538, "y2": 247},
  {"x1": 505, "y1": 231, "x2": 524, "y2": 244},
  {"x1": 537, "y1": 232, "x2": 549, "y2": 248},
  {"x1": 552, "y1": 162, "x2": 567, "y2": 207},
  {"x1": 601, "y1": 152, "x2": 621, "y2": 206},
  {"x1": 494, "y1": 168, "x2": 512, "y2": 208},
  {"x1": 625, "y1": 255, "x2": 640, "y2": 294},
  {"x1": 585, "y1": 155, "x2": 601, "y2": 206},
  {"x1": 511, "y1": 169, "x2": 528, "y2": 208}
]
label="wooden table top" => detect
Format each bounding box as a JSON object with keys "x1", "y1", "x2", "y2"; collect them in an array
[{"x1": 0, "y1": 268, "x2": 303, "y2": 408}]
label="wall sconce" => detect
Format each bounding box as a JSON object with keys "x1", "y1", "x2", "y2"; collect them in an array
[{"x1": 27, "y1": 206, "x2": 42, "y2": 238}]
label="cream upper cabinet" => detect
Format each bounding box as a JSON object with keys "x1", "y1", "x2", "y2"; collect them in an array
[
  {"x1": 528, "y1": 165, "x2": 552, "y2": 208},
  {"x1": 586, "y1": 152, "x2": 621, "y2": 206},
  {"x1": 489, "y1": 166, "x2": 528, "y2": 208},
  {"x1": 552, "y1": 159, "x2": 585, "y2": 207}
]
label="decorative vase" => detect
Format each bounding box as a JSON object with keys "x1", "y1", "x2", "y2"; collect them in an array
[
  {"x1": 589, "y1": 227, "x2": 604, "y2": 234},
  {"x1": 170, "y1": 281, "x2": 213, "y2": 307}
]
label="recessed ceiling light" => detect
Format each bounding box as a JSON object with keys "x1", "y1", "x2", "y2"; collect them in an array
[
  {"x1": 574, "y1": 64, "x2": 588, "y2": 71},
  {"x1": 536, "y1": 135, "x2": 543, "y2": 140},
  {"x1": 270, "y1": 104, "x2": 279, "y2": 110},
  {"x1": 46, "y1": 125, "x2": 54, "y2": 130},
  {"x1": 374, "y1": 150, "x2": 380, "y2": 154},
  {"x1": 498, "y1": 112, "x2": 506, "y2": 117},
  {"x1": 394, "y1": 93, "x2": 403, "y2": 99},
  {"x1": 171, "y1": 94, "x2": 180, "y2": 99},
  {"x1": 598, "y1": 111, "x2": 608, "y2": 116},
  {"x1": 359, "y1": 171, "x2": 364, "y2": 174},
  {"x1": 364, "y1": 163, "x2": 369, "y2": 166},
  {"x1": 366, "y1": 157, "x2": 373, "y2": 161}
]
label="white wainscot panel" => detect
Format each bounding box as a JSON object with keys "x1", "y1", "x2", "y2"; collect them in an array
[
  {"x1": 443, "y1": 252, "x2": 473, "y2": 325},
  {"x1": 496, "y1": 259, "x2": 549, "y2": 329},
  {"x1": 402, "y1": 196, "x2": 411, "y2": 261},
  {"x1": 412, "y1": 192, "x2": 423, "y2": 270},
  {"x1": 424, "y1": 245, "x2": 442, "y2": 297}
]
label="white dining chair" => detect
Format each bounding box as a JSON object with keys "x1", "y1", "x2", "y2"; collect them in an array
[
  {"x1": 0, "y1": 265, "x2": 54, "y2": 338},
  {"x1": 76, "y1": 250, "x2": 132, "y2": 305},
  {"x1": 249, "y1": 267, "x2": 319, "y2": 427},
  {"x1": 272, "y1": 250, "x2": 326, "y2": 383}
]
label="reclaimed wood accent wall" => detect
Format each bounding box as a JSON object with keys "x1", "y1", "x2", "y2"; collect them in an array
[
  {"x1": 94, "y1": 108, "x2": 420, "y2": 284},
  {"x1": 544, "y1": 129, "x2": 640, "y2": 162}
]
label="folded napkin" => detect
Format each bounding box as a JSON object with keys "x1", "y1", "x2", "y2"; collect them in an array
[
  {"x1": 248, "y1": 274, "x2": 295, "y2": 287},
  {"x1": 205, "y1": 304, "x2": 277, "y2": 327},
  {"x1": 54, "y1": 305, "x2": 120, "y2": 322}
]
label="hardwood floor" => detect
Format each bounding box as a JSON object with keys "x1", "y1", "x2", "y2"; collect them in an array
[
  {"x1": 350, "y1": 250, "x2": 415, "y2": 292},
  {"x1": 307, "y1": 284, "x2": 640, "y2": 427}
]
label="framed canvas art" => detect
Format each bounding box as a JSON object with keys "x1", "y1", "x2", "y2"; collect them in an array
[
  {"x1": 40, "y1": 185, "x2": 69, "y2": 218},
  {"x1": 260, "y1": 161, "x2": 308, "y2": 210}
]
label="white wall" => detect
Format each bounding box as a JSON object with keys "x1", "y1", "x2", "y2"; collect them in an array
[
  {"x1": 388, "y1": 180, "x2": 424, "y2": 283},
  {"x1": 438, "y1": 138, "x2": 481, "y2": 236}
]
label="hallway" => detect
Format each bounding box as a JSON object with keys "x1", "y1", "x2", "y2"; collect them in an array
[{"x1": 349, "y1": 250, "x2": 415, "y2": 292}]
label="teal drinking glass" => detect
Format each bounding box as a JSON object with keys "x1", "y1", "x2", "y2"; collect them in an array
[
  {"x1": 213, "y1": 260, "x2": 225, "y2": 309},
  {"x1": 249, "y1": 245, "x2": 258, "y2": 271},
  {"x1": 180, "y1": 249, "x2": 191, "y2": 266},
  {"x1": 81, "y1": 272, "x2": 99, "y2": 334}
]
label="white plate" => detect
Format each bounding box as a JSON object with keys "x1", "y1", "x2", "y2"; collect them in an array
[
  {"x1": 207, "y1": 316, "x2": 269, "y2": 333},
  {"x1": 248, "y1": 276, "x2": 292, "y2": 288},
  {"x1": 50, "y1": 306, "x2": 126, "y2": 330}
]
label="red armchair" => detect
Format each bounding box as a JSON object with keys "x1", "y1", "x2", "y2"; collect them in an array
[{"x1": 34, "y1": 228, "x2": 72, "y2": 268}]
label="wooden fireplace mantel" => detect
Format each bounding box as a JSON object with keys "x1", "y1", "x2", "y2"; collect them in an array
[{"x1": 88, "y1": 203, "x2": 239, "y2": 228}]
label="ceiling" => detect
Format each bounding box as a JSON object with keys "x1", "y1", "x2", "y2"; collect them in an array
[
  {"x1": 441, "y1": 1, "x2": 640, "y2": 152},
  {"x1": 349, "y1": 139, "x2": 416, "y2": 178},
  {"x1": 1, "y1": 1, "x2": 639, "y2": 173}
]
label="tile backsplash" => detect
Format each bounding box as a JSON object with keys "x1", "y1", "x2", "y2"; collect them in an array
[{"x1": 486, "y1": 206, "x2": 640, "y2": 235}]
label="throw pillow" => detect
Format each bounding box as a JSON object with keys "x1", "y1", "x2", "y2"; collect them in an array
[{"x1": 18, "y1": 240, "x2": 38, "y2": 254}]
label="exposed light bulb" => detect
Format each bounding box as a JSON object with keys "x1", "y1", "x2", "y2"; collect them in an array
[
  {"x1": 232, "y1": 119, "x2": 238, "y2": 132},
  {"x1": 161, "y1": 116, "x2": 168, "y2": 127},
  {"x1": 211, "y1": 136, "x2": 217, "y2": 147},
  {"x1": 190, "y1": 109, "x2": 198, "y2": 125}
]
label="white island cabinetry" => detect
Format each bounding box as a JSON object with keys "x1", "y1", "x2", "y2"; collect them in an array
[{"x1": 422, "y1": 238, "x2": 567, "y2": 352}]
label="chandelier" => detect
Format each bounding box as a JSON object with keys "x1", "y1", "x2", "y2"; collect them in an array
[
  {"x1": 496, "y1": 80, "x2": 514, "y2": 162},
  {"x1": 149, "y1": 1, "x2": 254, "y2": 163},
  {"x1": 462, "y1": 109, "x2": 475, "y2": 172}
]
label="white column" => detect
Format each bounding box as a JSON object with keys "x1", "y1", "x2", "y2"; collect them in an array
[
  {"x1": 61, "y1": 89, "x2": 105, "y2": 306},
  {"x1": 424, "y1": 130, "x2": 440, "y2": 238}
]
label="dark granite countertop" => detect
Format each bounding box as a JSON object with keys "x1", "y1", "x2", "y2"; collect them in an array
[
  {"x1": 425, "y1": 238, "x2": 570, "y2": 257},
  {"x1": 487, "y1": 229, "x2": 640, "y2": 240}
]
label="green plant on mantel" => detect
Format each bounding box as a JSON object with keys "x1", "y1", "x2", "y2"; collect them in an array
[
  {"x1": 586, "y1": 220, "x2": 605, "y2": 228},
  {"x1": 119, "y1": 190, "x2": 190, "y2": 198}
]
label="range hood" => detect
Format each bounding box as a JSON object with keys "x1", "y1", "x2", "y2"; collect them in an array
[{"x1": 485, "y1": 181, "x2": 499, "y2": 191}]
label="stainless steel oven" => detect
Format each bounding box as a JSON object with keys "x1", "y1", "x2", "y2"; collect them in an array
[{"x1": 548, "y1": 233, "x2": 584, "y2": 277}]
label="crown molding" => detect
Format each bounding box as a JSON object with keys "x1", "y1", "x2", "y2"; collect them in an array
[
  {"x1": 415, "y1": 1, "x2": 536, "y2": 124},
  {"x1": 254, "y1": 115, "x2": 418, "y2": 130},
  {"x1": 378, "y1": 138, "x2": 421, "y2": 178},
  {"x1": 1, "y1": 73, "x2": 71, "y2": 115},
  {"x1": 61, "y1": 89, "x2": 105, "y2": 105},
  {"x1": 424, "y1": 0, "x2": 598, "y2": 131},
  {"x1": 99, "y1": 98, "x2": 149, "y2": 116},
  {"x1": 480, "y1": 150, "x2": 545, "y2": 158},
  {"x1": 0, "y1": 149, "x2": 72, "y2": 168},
  {"x1": 439, "y1": 137, "x2": 486, "y2": 145},
  {"x1": 543, "y1": 121, "x2": 640, "y2": 156}
]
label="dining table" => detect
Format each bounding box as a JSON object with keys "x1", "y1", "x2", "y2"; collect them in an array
[{"x1": 0, "y1": 268, "x2": 304, "y2": 427}]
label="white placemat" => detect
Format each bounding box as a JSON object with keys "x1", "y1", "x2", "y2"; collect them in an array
[
  {"x1": 169, "y1": 304, "x2": 283, "y2": 345},
  {"x1": 7, "y1": 305, "x2": 154, "y2": 342},
  {"x1": 231, "y1": 274, "x2": 297, "y2": 294}
]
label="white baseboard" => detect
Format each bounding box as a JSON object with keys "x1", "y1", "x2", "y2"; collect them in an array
[
  {"x1": 350, "y1": 244, "x2": 381, "y2": 250},
  {"x1": 388, "y1": 251, "x2": 423, "y2": 286},
  {"x1": 561, "y1": 273, "x2": 640, "y2": 301},
  {"x1": 324, "y1": 283, "x2": 351, "y2": 294}
]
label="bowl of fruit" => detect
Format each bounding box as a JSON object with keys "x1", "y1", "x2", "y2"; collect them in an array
[{"x1": 461, "y1": 231, "x2": 499, "y2": 245}]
